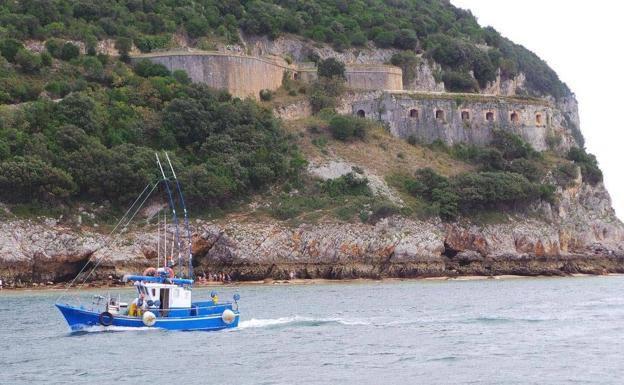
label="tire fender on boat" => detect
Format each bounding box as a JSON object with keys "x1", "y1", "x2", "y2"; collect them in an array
[
  {"x1": 142, "y1": 311, "x2": 156, "y2": 327},
  {"x1": 222, "y1": 309, "x2": 236, "y2": 324},
  {"x1": 99, "y1": 311, "x2": 114, "y2": 326}
]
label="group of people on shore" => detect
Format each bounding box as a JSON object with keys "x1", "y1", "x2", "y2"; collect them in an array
[{"x1": 196, "y1": 272, "x2": 232, "y2": 283}]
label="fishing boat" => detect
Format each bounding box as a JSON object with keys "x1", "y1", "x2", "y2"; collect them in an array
[{"x1": 55, "y1": 153, "x2": 240, "y2": 332}]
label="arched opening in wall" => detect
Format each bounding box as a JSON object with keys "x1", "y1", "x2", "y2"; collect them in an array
[
  {"x1": 293, "y1": 73, "x2": 299, "y2": 80},
  {"x1": 357, "y1": 110, "x2": 366, "y2": 118},
  {"x1": 409, "y1": 109, "x2": 419, "y2": 119},
  {"x1": 435, "y1": 109, "x2": 445, "y2": 121},
  {"x1": 486, "y1": 112, "x2": 495, "y2": 122},
  {"x1": 536, "y1": 113, "x2": 543, "y2": 125},
  {"x1": 510, "y1": 112, "x2": 519, "y2": 123},
  {"x1": 461, "y1": 110, "x2": 470, "y2": 121}
]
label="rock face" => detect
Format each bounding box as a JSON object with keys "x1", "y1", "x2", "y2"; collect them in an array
[{"x1": 1, "y1": 178, "x2": 622, "y2": 285}]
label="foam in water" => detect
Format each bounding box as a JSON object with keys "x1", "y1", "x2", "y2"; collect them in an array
[
  {"x1": 70, "y1": 325, "x2": 159, "y2": 334},
  {"x1": 238, "y1": 315, "x2": 370, "y2": 329}
]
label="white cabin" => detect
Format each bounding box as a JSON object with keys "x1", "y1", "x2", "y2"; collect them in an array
[{"x1": 135, "y1": 281, "x2": 192, "y2": 309}]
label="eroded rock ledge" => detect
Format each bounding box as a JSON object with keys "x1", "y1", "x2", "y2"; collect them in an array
[{"x1": 1, "y1": 215, "x2": 622, "y2": 287}]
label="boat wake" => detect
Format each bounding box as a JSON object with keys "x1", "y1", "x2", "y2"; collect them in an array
[
  {"x1": 238, "y1": 315, "x2": 370, "y2": 330},
  {"x1": 69, "y1": 325, "x2": 160, "y2": 335}
]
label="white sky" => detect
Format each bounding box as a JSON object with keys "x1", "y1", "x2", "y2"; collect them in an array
[{"x1": 451, "y1": 0, "x2": 624, "y2": 220}]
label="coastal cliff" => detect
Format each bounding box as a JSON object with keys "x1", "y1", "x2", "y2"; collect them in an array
[
  {"x1": 1, "y1": 177, "x2": 622, "y2": 286},
  {"x1": 0, "y1": 0, "x2": 622, "y2": 287}
]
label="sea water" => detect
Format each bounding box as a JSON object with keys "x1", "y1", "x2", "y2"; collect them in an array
[{"x1": 2, "y1": 276, "x2": 624, "y2": 384}]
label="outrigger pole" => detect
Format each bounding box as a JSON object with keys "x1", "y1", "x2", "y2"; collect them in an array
[
  {"x1": 155, "y1": 153, "x2": 182, "y2": 275},
  {"x1": 165, "y1": 152, "x2": 193, "y2": 279}
]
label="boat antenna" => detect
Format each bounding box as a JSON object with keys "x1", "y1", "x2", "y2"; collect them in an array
[
  {"x1": 156, "y1": 153, "x2": 182, "y2": 275},
  {"x1": 165, "y1": 152, "x2": 193, "y2": 279}
]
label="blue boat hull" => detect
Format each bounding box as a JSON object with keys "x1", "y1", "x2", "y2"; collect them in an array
[{"x1": 56, "y1": 304, "x2": 239, "y2": 331}]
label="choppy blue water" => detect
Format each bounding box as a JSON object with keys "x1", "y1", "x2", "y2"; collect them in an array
[{"x1": 2, "y1": 276, "x2": 624, "y2": 384}]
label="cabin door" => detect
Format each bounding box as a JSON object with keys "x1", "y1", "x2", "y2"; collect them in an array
[{"x1": 159, "y1": 289, "x2": 170, "y2": 317}]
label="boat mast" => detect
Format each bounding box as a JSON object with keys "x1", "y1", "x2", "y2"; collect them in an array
[
  {"x1": 156, "y1": 153, "x2": 182, "y2": 274},
  {"x1": 164, "y1": 152, "x2": 193, "y2": 279},
  {"x1": 157, "y1": 211, "x2": 160, "y2": 269},
  {"x1": 163, "y1": 209, "x2": 167, "y2": 266}
]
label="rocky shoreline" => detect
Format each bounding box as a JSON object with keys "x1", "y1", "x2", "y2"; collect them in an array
[{"x1": 1, "y1": 207, "x2": 623, "y2": 288}]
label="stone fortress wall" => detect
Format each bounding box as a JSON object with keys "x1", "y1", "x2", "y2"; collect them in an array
[
  {"x1": 133, "y1": 51, "x2": 292, "y2": 99},
  {"x1": 133, "y1": 49, "x2": 576, "y2": 151},
  {"x1": 133, "y1": 50, "x2": 405, "y2": 98},
  {"x1": 351, "y1": 92, "x2": 557, "y2": 151}
]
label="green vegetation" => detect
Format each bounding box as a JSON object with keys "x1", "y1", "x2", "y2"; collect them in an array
[
  {"x1": 0, "y1": 55, "x2": 303, "y2": 208},
  {"x1": 397, "y1": 131, "x2": 562, "y2": 220},
  {"x1": 567, "y1": 147, "x2": 603, "y2": 185},
  {"x1": 0, "y1": 0, "x2": 569, "y2": 99},
  {"x1": 403, "y1": 167, "x2": 553, "y2": 220},
  {"x1": 269, "y1": 172, "x2": 399, "y2": 224},
  {"x1": 328, "y1": 115, "x2": 369, "y2": 141},
  {"x1": 317, "y1": 58, "x2": 345, "y2": 79}
]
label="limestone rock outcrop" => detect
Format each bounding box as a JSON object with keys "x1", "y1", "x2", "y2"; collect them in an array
[{"x1": 1, "y1": 178, "x2": 622, "y2": 286}]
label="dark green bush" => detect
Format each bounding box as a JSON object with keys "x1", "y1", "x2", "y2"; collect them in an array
[
  {"x1": 491, "y1": 129, "x2": 536, "y2": 160},
  {"x1": 553, "y1": 163, "x2": 578, "y2": 188},
  {"x1": 259, "y1": 89, "x2": 273, "y2": 101},
  {"x1": 322, "y1": 173, "x2": 370, "y2": 197},
  {"x1": 318, "y1": 58, "x2": 345, "y2": 79},
  {"x1": 134, "y1": 59, "x2": 170, "y2": 78},
  {"x1": 14, "y1": 49, "x2": 41, "y2": 73},
  {"x1": 567, "y1": 147, "x2": 603, "y2": 185},
  {"x1": 0, "y1": 156, "x2": 76, "y2": 203},
  {"x1": 0, "y1": 38, "x2": 24, "y2": 62},
  {"x1": 59, "y1": 42, "x2": 80, "y2": 61},
  {"x1": 390, "y1": 52, "x2": 419, "y2": 85},
  {"x1": 45, "y1": 38, "x2": 64, "y2": 58},
  {"x1": 406, "y1": 167, "x2": 554, "y2": 220},
  {"x1": 328, "y1": 115, "x2": 368, "y2": 141},
  {"x1": 442, "y1": 70, "x2": 478, "y2": 92}
]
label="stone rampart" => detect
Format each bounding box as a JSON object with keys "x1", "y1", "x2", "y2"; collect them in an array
[
  {"x1": 351, "y1": 91, "x2": 558, "y2": 150},
  {"x1": 133, "y1": 51, "x2": 293, "y2": 99},
  {"x1": 344, "y1": 64, "x2": 403, "y2": 91}
]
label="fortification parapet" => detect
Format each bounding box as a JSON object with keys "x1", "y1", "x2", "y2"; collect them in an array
[
  {"x1": 351, "y1": 91, "x2": 561, "y2": 151},
  {"x1": 344, "y1": 64, "x2": 403, "y2": 91},
  {"x1": 132, "y1": 50, "x2": 294, "y2": 99}
]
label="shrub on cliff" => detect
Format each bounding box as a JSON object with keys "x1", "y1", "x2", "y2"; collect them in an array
[
  {"x1": 390, "y1": 52, "x2": 420, "y2": 86},
  {"x1": 318, "y1": 58, "x2": 345, "y2": 79},
  {"x1": 134, "y1": 59, "x2": 170, "y2": 78},
  {"x1": 322, "y1": 172, "x2": 370, "y2": 197},
  {"x1": 567, "y1": 147, "x2": 603, "y2": 185},
  {"x1": 59, "y1": 42, "x2": 80, "y2": 61},
  {"x1": 329, "y1": 115, "x2": 368, "y2": 141},
  {"x1": 14, "y1": 49, "x2": 42, "y2": 73},
  {"x1": 405, "y1": 167, "x2": 554, "y2": 220},
  {"x1": 441, "y1": 70, "x2": 478, "y2": 92},
  {"x1": 259, "y1": 89, "x2": 273, "y2": 101},
  {"x1": 0, "y1": 38, "x2": 24, "y2": 62},
  {"x1": 491, "y1": 130, "x2": 537, "y2": 160},
  {"x1": 309, "y1": 77, "x2": 345, "y2": 113}
]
